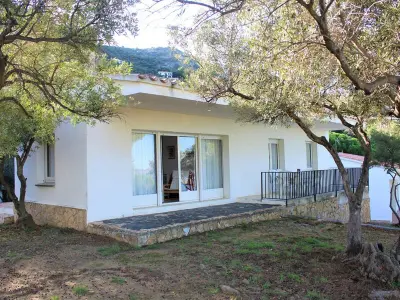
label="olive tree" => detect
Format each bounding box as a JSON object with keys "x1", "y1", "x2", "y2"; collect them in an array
[
  {"x1": 171, "y1": 13, "x2": 400, "y2": 280},
  {"x1": 0, "y1": 0, "x2": 136, "y2": 228},
  {"x1": 165, "y1": 0, "x2": 400, "y2": 257},
  {"x1": 174, "y1": 15, "x2": 380, "y2": 255}
]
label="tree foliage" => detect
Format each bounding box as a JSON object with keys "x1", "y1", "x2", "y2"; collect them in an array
[
  {"x1": 172, "y1": 0, "x2": 400, "y2": 113},
  {"x1": 0, "y1": 0, "x2": 137, "y2": 227},
  {"x1": 330, "y1": 132, "x2": 364, "y2": 155},
  {"x1": 371, "y1": 123, "x2": 400, "y2": 169}
]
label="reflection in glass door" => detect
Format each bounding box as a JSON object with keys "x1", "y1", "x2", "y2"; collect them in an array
[
  {"x1": 179, "y1": 136, "x2": 199, "y2": 201},
  {"x1": 132, "y1": 132, "x2": 158, "y2": 207}
]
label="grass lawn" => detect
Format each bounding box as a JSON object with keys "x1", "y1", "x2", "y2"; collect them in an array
[{"x1": 0, "y1": 218, "x2": 398, "y2": 299}]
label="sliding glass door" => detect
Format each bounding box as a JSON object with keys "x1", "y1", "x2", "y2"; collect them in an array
[
  {"x1": 201, "y1": 138, "x2": 224, "y2": 200},
  {"x1": 132, "y1": 132, "x2": 158, "y2": 207},
  {"x1": 132, "y1": 131, "x2": 224, "y2": 206},
  {"x1": 179, "y1": 136, "x2": 199, "y2": 202}
]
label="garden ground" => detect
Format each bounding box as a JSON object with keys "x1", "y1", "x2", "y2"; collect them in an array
[{"x1": 0, "y1": 217, "x2": 398, "y2": 300}]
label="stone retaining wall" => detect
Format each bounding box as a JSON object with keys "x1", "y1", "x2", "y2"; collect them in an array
[
  {"x1": 22, "y1": 202, "x2": 87, "y2": 231},
  {"x1": 285, "y1": 192, "x2": 371, "y2": 223},
  {"x1": 87, "y1": 193, "x2": 371, "y2": 246}
]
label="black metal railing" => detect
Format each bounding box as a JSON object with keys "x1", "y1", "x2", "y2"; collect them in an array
[{"x1": 261, "y1": 168, "x2": 362, "y2": 206}]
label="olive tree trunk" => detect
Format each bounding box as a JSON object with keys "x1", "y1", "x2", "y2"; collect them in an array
[
  {"x1": 344, "y1": 148, "x2": 370, "y2": 255},
  {"x1": 289, "y1": 112, "x2": 370, "y2": 256},
  {"x1": 347, "y1": 198, "x2": 363, "y2": 255}
]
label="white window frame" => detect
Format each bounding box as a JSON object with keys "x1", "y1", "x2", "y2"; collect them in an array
[
  {"x1": 44, "y1": 143, "x2": 55, "y2": 183},
  {"x1": 200, "y1": 135, "x2": 224, "y2": 201},
  {"x1": 306, "y1": 141, "x2": 313, "y2": 169},
  {"x1": 269, "y1": 139, "x2": 280, "y2": 170},
  {"x1": 131, "y1": 131, "x2": 159, "y2": 208}
]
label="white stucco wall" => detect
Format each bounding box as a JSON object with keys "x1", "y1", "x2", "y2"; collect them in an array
[
  {"x1": 339, "y1": 157, "x2": 393, "y2": 222},
  {"x1": 17, "y1": 122, "x2": 87, "y2": 210},
  {"x1": 369, "y1": 166, "x2": 392, "y2": 222},
  {"x1": 312, "y1": 132, "x2": 335, "y2": 170},
  {"x1": 339, "y1": 159, "x2": 362, "y2": 168},
  {"x1": 85, "y1": 107, "x2": 332, "y2": 222}
]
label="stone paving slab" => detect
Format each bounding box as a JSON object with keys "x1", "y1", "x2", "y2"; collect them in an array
[
  {"x1": 102, "y1": 203, "x2": 278, "y2": 230},
  {"x1": 87, "y1": 203, "x2": 281, "y2": 246}
]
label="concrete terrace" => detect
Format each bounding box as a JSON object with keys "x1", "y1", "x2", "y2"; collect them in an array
[
  {"x1": 87, "y1": 203, "x2": 281, "y2": 246},
  {"x1": 86, "y1": 192, "x2": 370, "y2": 247}
]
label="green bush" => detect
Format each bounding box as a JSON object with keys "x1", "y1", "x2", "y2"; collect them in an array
[{"x1": 329, "y1": 132, "x2": 364, "y2": 155}]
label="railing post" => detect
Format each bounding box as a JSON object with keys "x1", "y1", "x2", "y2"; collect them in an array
[
  {"x1": 261, "y1": 172, "x2": 263, "y2": 200},
  {"x1": 334, "y1": 169, "x2": 338, "y2": 197},
  {"x1": 286, "y1": 173, "x2": 288, "y2": 203},
  {"x1": 313, "y1": 170, "x2": 317, "y2": 202}
]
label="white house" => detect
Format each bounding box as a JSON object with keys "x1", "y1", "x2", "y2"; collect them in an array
[
  {"x1": 16, "y1": 74, "x2": 343, "y2": 230},
  {"x1": 157, "y1": 71, "x2": 173, "y2": 78},
  {"x1": 338, "y1": 153, "x2": 397, "y2": 223}
]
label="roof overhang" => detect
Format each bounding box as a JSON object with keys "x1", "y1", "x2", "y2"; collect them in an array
[
  {"x1": 112, "y1": 75, "x2": 346, "y2": 130},
  {"x1": 112, "y1": 74, "x2": 234, "y2": 118}
]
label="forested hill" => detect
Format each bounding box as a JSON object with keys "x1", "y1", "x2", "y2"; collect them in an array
[{"x1": 101, "y1": 46, "x2": 193, "y2": 78}]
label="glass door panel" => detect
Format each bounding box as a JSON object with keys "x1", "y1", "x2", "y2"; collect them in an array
[
  {"x1": 179, "y1": 136, "x2": 199, "y2": 201},
  {"x1": 132, "y1": 132, "x2": 158, "y2": 207},
  {"x1": 201, "y1": 138, "x2": 224, "y2": 200}
]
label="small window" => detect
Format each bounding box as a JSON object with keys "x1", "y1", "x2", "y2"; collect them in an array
[
  {"x1": 269, "y1": 140, "x2": 280, "y2": 170},
  {"x1": 306, "y1": 142, "x2": 313, "y2": 169},
  {"x1": 44, "y1": 143, "x2": 55, "y2": 182}
]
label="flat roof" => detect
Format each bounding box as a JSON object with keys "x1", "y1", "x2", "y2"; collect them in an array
[{"x1": 110, "y1": 74, "x2": 345, "y2": 130}]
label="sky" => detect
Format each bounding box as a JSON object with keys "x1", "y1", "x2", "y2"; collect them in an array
[{"x1": 115, "y1": 0, "x2": 201, "y2": 49}]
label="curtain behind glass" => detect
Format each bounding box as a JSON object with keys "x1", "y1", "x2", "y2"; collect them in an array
[
  {"x1": 132, "y1": 133, "x2": 156, "y2": 196},
  {"x1": 306, "y1": 143, "x2": 312, "y2": 168},
  {"x1": 46, "y1": 144, "x2": 55, "y2": 178},
  {"x1": 201, "y1": 139, "x2": 223, "y2": 190},
  {"x1": 270, "y1": 143, "x2": 279, "y2": 170}
]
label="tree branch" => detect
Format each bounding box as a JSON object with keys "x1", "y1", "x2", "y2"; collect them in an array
[
  {"x1": 295, "y1": 0, "x2": 400, "y2": 95},
  {"x1": 287, "y1": 110, "x2": 355, "y2": 197},
  {"x1": 0, "y1": 96, "x2": 32, "y2": 118},
  {"x1": 173, "y1": 0, "x2": 246, "y2": 15}
]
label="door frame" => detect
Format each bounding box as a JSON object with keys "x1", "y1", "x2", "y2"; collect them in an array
[
  {"x1": 132, "y1": 129, "x2": 225, "y2": 207},
  {"x1": 132, "y1": 131, "x2": 159, "y2": 208},
  {"x1": 159, "y1": 133, "x2": 200, "y2": 204},
  {"x1": 199, "y1": 135, "x2": 224, "y2": 200}
]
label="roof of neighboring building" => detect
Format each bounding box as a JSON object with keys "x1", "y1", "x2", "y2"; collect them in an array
[{"x1": 338, "y1": 152, "x2": 364, "y2": 162}]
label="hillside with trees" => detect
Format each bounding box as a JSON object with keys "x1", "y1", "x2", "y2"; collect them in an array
[{"x1": 102, "y1": 46, "x2": 195, "y2": 78}]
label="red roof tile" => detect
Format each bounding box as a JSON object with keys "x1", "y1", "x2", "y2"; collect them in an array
[{"x1": 338, "y1": 152, "x2": 364, "y2": 162}]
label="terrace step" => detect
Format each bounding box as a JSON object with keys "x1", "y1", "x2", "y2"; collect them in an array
[
  {"x1": 87, "y1": 203, "x2": 282, "y2": 247},
  {"x1": 0, "y1": 213, "x2": 14, "y2": 225}
]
